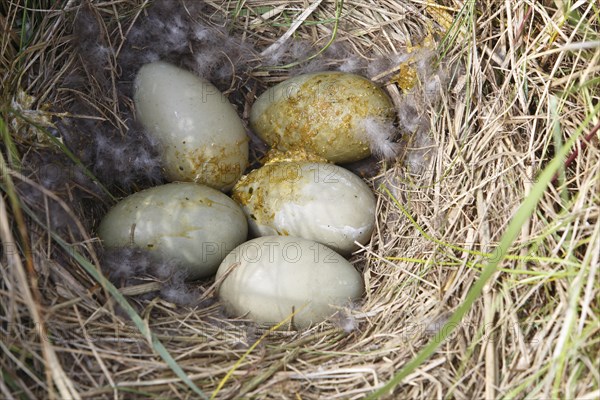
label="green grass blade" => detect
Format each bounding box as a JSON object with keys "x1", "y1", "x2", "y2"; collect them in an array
[
  {"x1": 551, "y1": 223, "x2": 598, "y2": 398},
  {"x1": 365, "y1": 102, "x2": 600, "y2": 398},
  {"x1": 0, "y1": 115, "x2": 22, "y2": 169}
]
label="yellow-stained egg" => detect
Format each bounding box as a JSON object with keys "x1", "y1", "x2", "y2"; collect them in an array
[
  {"x1": 249, "y1": 71, "x2": 395, "y2": 163},
  {"x1": 134, "y1": 61, "x2": 248, "y2": 191},
  {"x1": 216, "y1": 236, "x2": 364, "y2": 329},
  {"x1": 97, "y1": 183, "x2": 248, "y2": 280},
  {"x1": 232, "y1": 160, "x2": 375, "y2": 255}
]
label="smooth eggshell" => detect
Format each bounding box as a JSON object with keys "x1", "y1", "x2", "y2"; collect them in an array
[
  {"x1": 232, "y1": 161, "x2": 376, "y2": 255},
  {"x1": 97, "y1": 182, "x2": 248, "y2": 279},
  {"x1": 216, "y1": 236, "x2": 364, "y2": 329},
  {"x1": 134, "y1": 61, "x2": 248, "y2": 191},
  {"x1": 249, "y1": 71, "x2": 395, "y2": 163}
]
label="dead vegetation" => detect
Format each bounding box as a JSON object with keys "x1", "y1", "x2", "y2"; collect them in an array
[{"x1": 1, "y1": 0, "x2": 598, "y2": 399}]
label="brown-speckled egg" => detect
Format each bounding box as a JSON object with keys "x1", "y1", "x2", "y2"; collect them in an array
[
  {"x1": 232, "y1": 160, "x2": 376, "y2": 255},
  {"x1": 249, "y1": 72, "x2": 394, "y2": 163},
  {"x1": 134, "y1": 61, "x2": 248, "y2": 191}
]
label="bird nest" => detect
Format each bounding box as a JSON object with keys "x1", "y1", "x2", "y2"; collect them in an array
[{"x1": 1, "y1": 1, "x2": 599, "y2": 399}]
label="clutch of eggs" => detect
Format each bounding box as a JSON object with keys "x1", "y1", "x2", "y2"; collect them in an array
[
  {"x1": 97, "y1": 182, "x2": 248, "y2": 280},
  {"x1": 134, "y1": 61, "x2": 249, "y2": 191},
  {"x1": 216, "y1": 236, "x2": 364, "y2": 329},
  {"x1": 249, "y1": 71, "x2": 395, "y2": 163},
  {"x1": 232, "y1": 158, "x2": 376, "y2": 255}
]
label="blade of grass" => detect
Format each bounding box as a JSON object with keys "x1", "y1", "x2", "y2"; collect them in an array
[
  {"x1": 0, "y1": 115, "x2": 21, "y2": 168},
  {"x1": 436, "y1": 1, "x2": 473, "y2": 64},
  {"x1": 365, "y1": 102, "x2": 600, "y2": 398},
  {"x1": 549, "y1": 95, "x2": 568, "y2": 204},
  {"x1": 550, "y1": 213, "x2": 599, "y2": 397}
]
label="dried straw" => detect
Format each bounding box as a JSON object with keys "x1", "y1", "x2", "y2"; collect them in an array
[{"x1": 1, "y1": 0, "x2": 598, "y2": 399}]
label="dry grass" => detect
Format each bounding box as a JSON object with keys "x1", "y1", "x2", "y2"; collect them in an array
[{"x1": 1, "y1": 0, "x2": 599, "y2": 399}]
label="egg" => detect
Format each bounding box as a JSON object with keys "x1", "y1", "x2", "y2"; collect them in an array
[
  {"x1": 134, "y1": 61, "x2": 248, "y2": 191},
  {"x1": 216, "y1": 236, "x2": 364, "y2": 329},
  {"x1": 249, "y1": 71, "x2": 395, "y2": 163},
  {"x1": 97, "y1": 182, "x2": 248, "y2": 279},
  {"x1": 232, "y1": 159, "x2": 376, "y2": 255}
]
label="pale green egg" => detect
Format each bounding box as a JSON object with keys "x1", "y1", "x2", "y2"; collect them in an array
[
  {"x1": 232, "y1": 160, "x2": 376, "y2": 255},
  {"x1": 134, "y1": 61, "x2": 248, "y2": 191},
  {"x1": 97, "y1": 182, "x2": 248, "y2": 280},
  {"x1": 216, "y1": 236, "x2": 364, "y2": 329},
  {"x1": 249, "y1": 71, "x2": 395, "y2": 163}
]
